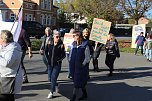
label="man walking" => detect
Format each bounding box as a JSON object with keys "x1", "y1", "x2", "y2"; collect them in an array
[{"x1": 18, "y1": 28, "x2": 33, "y2": 83}]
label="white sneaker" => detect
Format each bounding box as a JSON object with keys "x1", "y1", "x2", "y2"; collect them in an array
[
  {"x1": 47, "y1": 92, "x2": 53, "y2": 99},
  {"x1": 55, "y1": 85, "x2": 59, "y2": 93}
]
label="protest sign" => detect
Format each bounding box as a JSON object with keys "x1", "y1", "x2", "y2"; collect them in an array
[
  {"x1": 131, "y1": 24, "x2": 146, "y2": 48},
  {"x1": 63, "y1": 33, "x2": 74, "y2": 53},
  {"x1": 90, "y1": 18, "x2": 111, "y2": 44}
]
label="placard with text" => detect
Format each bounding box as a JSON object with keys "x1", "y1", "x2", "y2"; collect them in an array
[{"x1": 90, "y1": 18, "x2": 111, "y2": 44}]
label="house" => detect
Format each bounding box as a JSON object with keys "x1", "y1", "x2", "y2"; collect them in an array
[
  {"x1": 138, "y1": 17, "x2": 152, "y2": 34},
  {"x1": 0, "y1": 0, "x2": 58, "y2": 28}
]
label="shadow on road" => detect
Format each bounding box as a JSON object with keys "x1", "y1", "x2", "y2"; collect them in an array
[
  {"x1": 16, "y1": 66, "x2": 152, "y2": 101},
  {"x1": 15, "y1": 93, "x2": 38, "y2": 99},
  {"x1": 91, "y1": 66, "x2": 152, "y2": 81},
  {"x1": 59, "y1": 82, "x2": 152, "y2": 101}
]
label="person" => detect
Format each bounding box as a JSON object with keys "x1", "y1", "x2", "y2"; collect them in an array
[
  {"x1": 82, "y1": 28, "x2": 93, "y2": 79},
  {"x1": 45, "y1": 30, "x2": 65, "y2": 99},
  {"x1": 39, "y1": 27, "x2": 53, "y2": 72},
  {"x1": 82, "y1": 28, "x2": 104, "y2": 72},
  {"x1": 134, "y1": 32, "x2": 146, "y2": 55},
  {"x1": 18, "y1": 28, "x2": 33, "y2": 83},
  {"x1": 144, "y1": 33, "x2": 152, "y2": 62},
  {"x1": 82, "y1": 28, "x2": 93, "y2": 53},
  {"x1": 0, "y1": 30, "x2": 22, "y2": 101},
  {"x1": 92, "y1": 41, "x2": 104, "y2": 72},
  {"x1": 66, "y1": 28, "x2": 75, "y2": 79},
  {"x1": 69, "y1": 31, "x2": 90, "y2": 101},
  {"x1": 105, "y1": 33, "x2": 120, "y2": 76}
]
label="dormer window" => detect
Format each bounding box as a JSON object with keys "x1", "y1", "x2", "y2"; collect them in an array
[{"x1": 0, "y1": 0, "x2": 4, "y2": 5}]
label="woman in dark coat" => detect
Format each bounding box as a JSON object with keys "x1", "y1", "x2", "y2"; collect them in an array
[
  {"x1": 45, "y1": 30, "x2": 65, "y2": 99},
  {"x1": 69, "y1": 31, "x2": 90, "y2": 101},
  {"x1": 105, "y1": 33, "x2": 120, "y2": 76}
]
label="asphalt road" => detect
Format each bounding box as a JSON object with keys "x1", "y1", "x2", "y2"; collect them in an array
[{"x1": 15, "y1": 52, "x2": 152, "y2": 101}]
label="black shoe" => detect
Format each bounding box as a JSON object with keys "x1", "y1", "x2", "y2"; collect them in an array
[
  {"x1": 67, "y1": 75, "x2": 72, "y2": 79},
  {"x1": 78, "y1": 95, "x2": 88, "y2": 100},
  {"x1": 94, "y1": 69, "x2": 100, "y2": 72},
  {"x1": 107, "y1": 73, "x2": 113, "y2": 77},
  {"x1": 23, "y1": 79, "x2": 29, "y2": 83}
]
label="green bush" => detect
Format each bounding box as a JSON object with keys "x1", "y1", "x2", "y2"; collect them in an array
[
  {"x1": 119, "y1": 47, "x2": 135, "y2": 53},
  {"x1": 31, "y1": 39, "x2": 137, "y2": 53},
  {"x1": 31, "y1": 39, "x2": 42, "y2": 51}
]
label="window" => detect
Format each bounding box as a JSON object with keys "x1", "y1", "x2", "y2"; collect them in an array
[
  {"x1": 43, "y1": 15, "x2": 47, "y2": 25},
  {"x1": 26, "y1": 4, "x2": 28, "y2": 8},
  {"x1": 24, "y1": 14, "x2": 28, "y2": 21},
  {"x1": 41, "y1": 0, "x2": 51, "y2": 10},
  {"x1": 10, "y1": 13, "x2": 15, "y2": 21},
  {"x1": 28, "y1": 14, "x2": 33, "y2": 21},
  {"x1": 44, "y1": 0, "x2": 47, "y2": 9},
  {"x1": 24, "y1": 14, "x2": 33, "y2": 21},
  {"x1": 40, "y1": 15, "x2": 43, "y2": 24},
  {"x1": 48, "y1": 0, "x2": 51, "y2": 10},
  {"x1": 47, "y1": 15, "x2": 51, "y2": 25},
  {"x1": 11, "y1": 2, "x2": 14, "y2": 5},
  {"x1": 51, "y1": 17, "x2": 56, "y2": 26},
  {"x1": 29, "y1": 4, "x2": 32, "y2": 9},
  {"x1": 41, "y1": 0, "x2": 44, "y2": 9},
  {"x1": 0, "y1": 0, "x2": 4, "y2": 5}
]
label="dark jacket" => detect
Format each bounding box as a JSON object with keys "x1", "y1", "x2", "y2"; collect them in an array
[
  {"x1": 18, "y1": 29, "x2": 31, "y2": 51},
  {"x1": 40, "y1": 34, "x2": 53, "y2": 51},
  {"x1": 45, "y1": 39, "x2": 65, "y2": 66},
  {"x1": 83, "y1": 38, "x2": 94, "y2": 56},
  {"x1": 105, "y1": 39, "x2": 120, "y2": 57},
  {"x1": 69, "y1": 40, "x2": 89, "y2": 88},
  {"x1": 92, "y1": 42, "x2": 104, "y2": 59},
  {"x1": 135, "y1": 35, "x2": 146, "y2": 45}
]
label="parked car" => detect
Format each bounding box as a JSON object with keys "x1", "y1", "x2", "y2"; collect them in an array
[
  {"x1": 22, "y1": 21, "x2": 45, "y2": 39},
  {"x1": 59, "y1": 28, "x2": 71, "y2": 37}
]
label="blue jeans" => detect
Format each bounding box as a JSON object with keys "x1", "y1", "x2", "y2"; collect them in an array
[
  {"x1": 42, "y1": 54, "x2": 48, "y2": 68},
  {"x1": 48, "y1": 64, "x2": 61, "y2": 92},
  {"x1": 135, "y1": 44, "x2": 144, "y2": 55},
  {"x1": 145, "y1": 49, "x2": 152, "y2": 60}
]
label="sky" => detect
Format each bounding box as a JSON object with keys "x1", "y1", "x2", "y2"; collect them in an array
[{"x1": 146, "y1": 9, "x2": 152, "y2": 19}]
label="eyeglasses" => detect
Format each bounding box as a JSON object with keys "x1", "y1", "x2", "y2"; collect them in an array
[{"x1": 55, "y1": 36, "x2": 60, "y2": 38}]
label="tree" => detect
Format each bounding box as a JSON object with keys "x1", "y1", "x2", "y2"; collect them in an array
[
  {"x1": 59, "y1": 0, "x2": 65, "y2": 11},
  {"x1": 53, "y1": 0, "x2": 59, "y2": 7},
  {"x1": 58, "y1": 10, "x2": 66, "y2": 27},
  {"x1": 64, "y1": 0, "x2": 124, "y2": 27},
  {"x1": 119, "y1": 0, "x2": 152, "y2": 24}
]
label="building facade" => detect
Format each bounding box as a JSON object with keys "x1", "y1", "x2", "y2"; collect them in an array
[{"x1": 0, "y1": 0, "x2": 58, "y2": 28}]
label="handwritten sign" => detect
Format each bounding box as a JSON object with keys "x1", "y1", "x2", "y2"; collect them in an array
[
  {"x1": 63, "y1": 33, "x2": 74, "y2": 53},
  {"x1": 131, "y1": 24, "x2": 146, "y2": 48},
  {"x1": 90, "y1": 18, "x2": 111, "y2": 44}
]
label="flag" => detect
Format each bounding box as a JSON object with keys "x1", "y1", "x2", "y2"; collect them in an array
[{"x1": 11, "y1": 7, "x2": 23, "y2": 42}]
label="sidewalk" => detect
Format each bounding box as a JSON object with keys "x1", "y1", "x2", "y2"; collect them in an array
[{"x1": 16, "y1": 52, "x2": 152, "y2": 101}]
